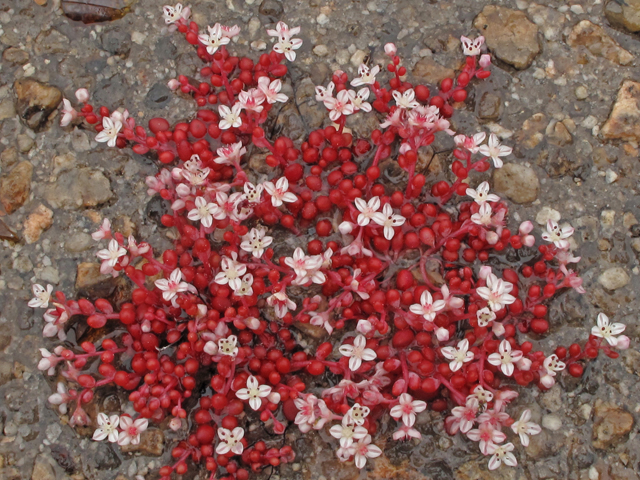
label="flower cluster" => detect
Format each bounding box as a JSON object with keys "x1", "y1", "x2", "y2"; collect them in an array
[{"x1": 35, "y1": 5, "x2": 629, "y2": 480}]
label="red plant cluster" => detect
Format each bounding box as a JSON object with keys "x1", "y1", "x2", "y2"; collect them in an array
[{"x1": 34, "y1": 5, "x2": 629, "y2": 479}]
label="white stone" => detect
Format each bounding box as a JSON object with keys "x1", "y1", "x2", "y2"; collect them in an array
[
  {"x1": 317, "y1": 13, "x2": 330, "y2": 25},
  {"x1": 541, "y1": 414, "x2": 562, "y2": 431},
  {"x1": 131, "y1": 31, "x2": 146, "y2": 45},
  {"x1": 536, "y1": 206, "x2": 561, "y2": 225},
  {"x1": 598, "y1": 267, "x2": 630, "y2": 290},
  {"x1": 313, "y1": 44, "x2": 329, "y2": 57}
]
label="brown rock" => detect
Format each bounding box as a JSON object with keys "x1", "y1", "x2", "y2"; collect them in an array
[
  {"x1": 0, "y1": 161, "x2": 33, "y2": 214},
  {"x1": 605, "y1": 0, "x2": 640, "y2": 33},
  {"x1": 44, "y1": 168, "x2": 113, "y2": 209},
  {"x1": 0, "y1": 146, "x2": 18, "y2": 170},
  {"x1": 23, "y1": 204, "x2": 53, "y2": 244},
  {"x1": 412, "y1": 57, "x2": 455, "y2": 85},
  {"x1": 0, "y1": 219, "x2": 19, "y2": 242},
  {"x1": 31, "y1": 455, "x2": 55, "y2": 480},
  {"x1": 493, "y1": 163, "x2": 539, "y2": 204},
  {"x1": 474, "y1": 6, "x2": 541, "y2": 69},
  {"x1": 14, "y1": 79, "x2": 63, "y2": 132},
  {"x1": 592, "y1": 401, "x2": 634, "y2": 449},
  {"x1": 476, "y1": 92, "x2": 502, "y2": 120},
  {"x1": 516, "y1": 113, "x2": 547, "y2": 150},
  {"x1": 76, "y1": 262, "x2": 119, "y2": 298},
  {"x1": 601, "y1": 80, "x2": 640, "y2": 141},
  {"x1": 566, "y1": 20, "x2": 633, "y2": 66},
  {"x1": 547, "y1": 121, "x2": 573, "y2": 146},
  {"x1": 0, "y1": 98, "x2": 16, "y2": 121},
  {"x1": 456, "y1": 458, "x2": 516, "y2": 480},
  {"x1": 2, "y1": 47, "x2": 29, "y2": 65},
  {"x1": 120, "y1": 429, "x2": 164, "y2": 456}
]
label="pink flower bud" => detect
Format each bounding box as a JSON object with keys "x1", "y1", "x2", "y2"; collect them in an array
[
  {"x1": 519, "y1": 221, "x2": 534, "y2": 235},
  {"x1": 516, "y1": 357, "x2": 532, "y2": 371},
  {"x1": 203, "y1": 341, "x2": 218, "y2": 355},
  {"x1": 492, "y1": 322, "x2": 506, "y2": 337},
  {"x1": 268, "y1": 392, "x2": 281, "y2": 404},
  {"x1": 479, "y1": 54, "x2": 491, "y2": 69},
  {"x1": 339, "y1": 221, "x2": 354, "y2": 235},
  {"x1": 485, "y1": 231, "x2": 499, "y2": 245},
  {"x1": 384, "y1": 43, "x2": 397, "y2": 56},
  {"x1": 479, "y1": 266, "x2": 492, "y2": 280},
  {"x1": 168, "y1": 79, "x2": 180, "y2": 91},
  {"x1": 523, "y1": 235, "x2": 536, "y2": 247},
  {"x1": 356, "y1": 319, "x2": 374, "y2": 334},
  {"x1": 244, "y1": 317, "x2": 261, "y2": 330},
  {"x1": 169, "y1": 418, "x2": 182, "y2": 431},
  {"x1": 141, "y1": 320, "x2": 151, "y2": 333},
  {"x1": 398, "y1": 142, "x2": 411, "y2": 154},
  {"x1": 616, "y1": 335, "x2": 630, "y2": 350},
  {"x1": 435, "y1": 327, "x2": 450, "y2": 342},
  {"x1": 75, "y1": 88, "x2": 89, "y2": 103},
  {"x1": 539, "y1": 374, "x2": 555, "y2": 389}
]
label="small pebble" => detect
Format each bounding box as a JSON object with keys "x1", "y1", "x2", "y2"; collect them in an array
[
  {"x1": 317, "y1": 13, "x2": 330, "y2": 26},
  {"x1": 605, "y1": 170, "x2": 618, "y2": 184},
  {"x1": 575, "y1": 85, "x2": 588, "y2": 100},
  {"x1": 542, "y1": 414, "x2": 562, "y2": 431},
  {"x1": 570, "y1": 4, "x2": 585, "y2": 14},
  {"x1": 313, "y1": 44, "x2": 329, "y2": 57}
]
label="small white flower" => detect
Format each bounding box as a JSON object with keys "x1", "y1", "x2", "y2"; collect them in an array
[
  {"x1": 60, "y1": 99, "x2": 77, "y2": 127},
  {"x1": 348, "y1": 88, "x2": 372, "y2": 113},
  {"x1": 345, "y1": 403, "x2": 370, "y2": 426},
  {"x1": 257, "y1": 77, "x2": 289, "y2": 104},
  {"x1": 198, "y1": 23, "x2": 230, "y2": 55},
  {"x1": 267, "y1": 290, "x2": 296, "y2": 318},
  {"x1": 392, "y1": 88, "x2": 420, "y2": 109},
  {"x1": 240, "y1": 227, "x2": 273, "y2": 258},
  {"x1": 95, "y1": 116, "x2": 122, "y2": 148},
  {"x1": 48, "y1": 382, "x2": 70, "y2": 414},
  {"x1": 466, "y1": 181, "x2": 500, "y2": 205},
  {"x1": 236, "y1": 376, "x2": 272, "y2": 410},
  {"x1": 218, "y1": 335, "x2": 239, "y2": 357},
  {"x1": 117, "y1": 416, "x2": 148, "y2": 446},
  {"x1": 163, "y1": 3, "x2": 187, "y2": 24},
  {"x1": 470, "y1": 203, "x2": 494, "y2": 226},
  {"x1": 243, "y1": 182, "x2": 263, "y2": 203},
  {"x1": 329, "y1": 417, "x2": 368, "y2": 448},
  {"x1": 393, "y1": 425, "x2": 422, "y2": 441},
  {"x1": 448, "y1": 397, "x2": 479, "y2": 434},
  {"x1": 218, "y1": 103, "x2": 243, "y2": 130},
  {"x1": 350, "y1": 64, "x2": 380, "y2": 87},
  {"x1": 409, "y1": 290, "x2": 446, "y2": 322},
  {"x1": 478, "y1": 133, "x2": 512, "y2": 168},
  {"x1": 91, "y1": 218, "x2": 112, "y2": 241},
  {"x1": 266, "y1": 21, "x2": 303, "y2": 61},
  {"x1": 476, "y1": 273, "x2": 516, "y2": 312},
  {"x1": 187, "y1": 197, "x2": 223, "y2": 228},
  {"x1": 476, "y1": 307, "x2": 496, "y2": 327},
  {"x1": 96, "y1": 239, "x2": 127, "y2": 267},
  {"x1": 215, "y1": 142, "x2": 247, "y2": 165},
  {"x1": 28, "y1": 284, "x2": 53, "y2": 309},
  {"x1": 510, "y1": 410, "x2": 541, "y2": 447},
  {"x1": 315, "y1": 81, "x2": 334, "y2": 102},
  {"x1": 263, "y1": 177, "x2": 297, "y2": 207},
  {"x1": 339, "y1": 334, "x2": 377, "y2": 371},
  {"x1": 324, "y1": 90, "x2": 354, "y2": 122},
  {"x1": 371, "y1": 203, "x2": 406, "y2": 240},
  {"x1": 216, "y1": 427, "x2": 245, "y2": 455},
  {"x1": 487, "y1": 442, "x2": 517, "y2": 470},
  {"x1": 389, "y1": 393, "x2": 427, "y2": 427},
  {"x1": 215, "y1": 252, "x2": 247, "y2": 291},
  {"x1": 487, "y1": 340, "x2": 523, "y2": 376},
  {"x1": 351, "y1": 435, "x2": 382, "y2": 469},
  {"x1": 541, "y1": 219, "x2": 574, "y2": 249},
  {"x1": 238, "y1": 88, "x2": 266, "y2": 113},
  {"x1": 155, "y1": 268, "x2": 193, "y2": 302},
  {"x1": 354, "y1": 196, "x2": 380, "y2": 226},
  {"x1": 460, "y1": 35, "x2": 485, "y2": 56},
  {"x1": 471, "y1": 385, "x2": 494, "y2": 403},
  {"x1": 591, "y1": 313, "x2": 626, "y2": 347},
  {"x1": 441, "y1": 339, "x2": 475, "y2": 372},
  {"x1": 92, "y1": 413, "x2": 120, "y2": 443},
  {"x1": 234, "y1": 273, "x2": 254, "y2": 296}
]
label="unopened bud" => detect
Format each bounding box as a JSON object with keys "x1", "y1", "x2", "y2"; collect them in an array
[
  {"x1": 478, "y1": 266, "x2": 492, "y2": 280},
  {"x1": 169, "y1": 417, "x2": 182, "y2": 431},
  {"x1": 479, "y1": 54, "x2": 491, "y2": 69},
  {"x1": 168, "y1": 79, "x2": 180, "y2": 91},
  {"x1": 435, "y1": 327, "x2": 450, "y2": 342},
  {"x1": 616, "y1": 335, "x2": 630, "y2": 350},
  {"x1": 339, "y1": 221, "x2": 354, "y2": 235},
  {"x1": 384, "y1": 43, "x2": 397, "y2": 56},
  {"x1": 519, "y1": 221, "x2": 534, "y2": 235},
  {"x1": 203, "y1": 341, "x2": 218, "y2": 355},
  {"x1": 75, "y1": 88, "x2": 89, "y2": 103}
]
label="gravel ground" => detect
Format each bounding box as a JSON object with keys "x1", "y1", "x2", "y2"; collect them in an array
[{"x1": 1, "y1": 0, "x2": 639, "y2": 479}]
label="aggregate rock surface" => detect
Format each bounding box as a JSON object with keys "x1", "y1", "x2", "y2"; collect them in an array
[
  {"x1": 473, "y1": 5, "x2": 541, "y2": 69},
  {"x1": 0, "y1": 0, "x2": 639, "y2": 480},
  {"x1": 601, "y1": 80, "x2": 640, "y2": 141},
  {"x1": 566, "y1": 20, "x2": 634, "y2": 66}
]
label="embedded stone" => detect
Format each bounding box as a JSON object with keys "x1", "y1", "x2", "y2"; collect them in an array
[
  {"x1": 592, "y1": 402, "x2": 634, "y2": 449},
  {"x1": 601, "y1": 80, "x2": 640, "y2": 142},
  {"x1": 477, "y1": 92, "x2": 502, "y2": 120},
  {"x1": 31, "y1": 455, "x2": 56, "y2": 480},
  {"x1": 44, "y1": 168, "x2": 113, "y2": 209},
  {"x1": 0, "y1": 161, "x2": 33, "y2": 214},
  {"x1": 14, "y1": 79, "x2": 63, "y2": 132},
  {"x1": 2, "y1": 47, "x2": 29, "y2": 65},
  {"x1": 605, "y1": 0, "x2": 640, "y2": 33},
  {"x1": 412, "y1": 57, "x2": 455, "y2": 86},
  {"x1": 598, "y1": 267, "x2": 630, "y2": 290},
  {"x1": 23, "y1": 204, "x2": 54, "y2": 244},
  {"x1": 547, "y1": 121, "x2": 573, "y2": 146},
  {"x1": 566, "y1": 20, "x2": 633, "y2": 66},
  {"x1": 120, "y1": 429, "x2": 164, "y2": 456},
  {"x1": 76, "y1": 262, "x2": 119, "y2": 298},
  {"x1": 493, "y1": 163, "x2": 539, "y2": 204},
  {"x1": 473, "y1": 6, "x2": 540, "y2": 69}
]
